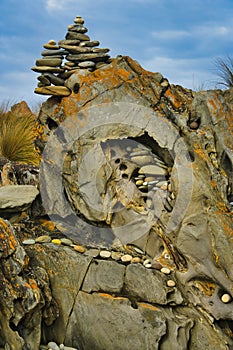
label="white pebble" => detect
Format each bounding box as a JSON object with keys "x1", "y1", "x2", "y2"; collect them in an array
[
  {"x1": 22, "y1": 239, "x2": 35, "y2": 245},
  {"x1": 48, "y1": 342, "x2": 60, "y2": 350},
  {"x1": 167, "y1": 280, "x2": 176, "y2": 287},
  {"x1": 221, "y1": 293, "x2": 231, "y2": 303},
  {"x1": 161, "y1": 267, "x2": 171, "y2": 275},
  {"x1": 121, "y1": 254, "x2": 133, "y2": 262},
  {"x1": 99, "y1": 250, "x2": 111, "y2": 258}
]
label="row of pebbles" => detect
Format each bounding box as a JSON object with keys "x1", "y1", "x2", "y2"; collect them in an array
[
  {"x1": 31, "y1": 15, "x2": 111, "y2": 96},
  {"x1": 22, "y1": 236, "x2": 232, "y2": 304},
  {"x1": 120, "y1": 144, "x2": 176, "y2": 212},
  {"x1": 40, "y1": 342, "x2": 77, "y2": 350}
]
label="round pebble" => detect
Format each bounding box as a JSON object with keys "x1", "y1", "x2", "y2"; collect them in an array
[
  {"x1": 73, "y1": 245, "x2": 86, "y2": 253},
  {"x1": 51, "y1": 239, "x2": 61, "y2": 245},
  {"x1": 48, "y1": 39, "x2": 56, "y2": 45},
  {"x1": 189, "y1": 121, "x2": 199, "y2": 130},
  {"x1": 143, "y1": 258, "x2": 151, "y2": 267},
  {"x1": 167, "y1": 280, "x2": 176, "y2": 287},
  {"x1": 121, "y1": 254, "x2": 133, "y2": 263},
  {"x1": 84, "y1": 248, "x2": 99, "y2": 257},
  {"x1": 160, "y1": 267, "x2": 171, "y2": 275},
  {"x1": 35, "y1": 235, "x2": 51, "y2": 243},
  {"x1": 151, "y1": 261, "x2": 163, "y2": 270},
  {"x1": 221, "y1": 293, "x2": 231, "y2": 303},
  {"x1": 111, "y1": 251, "x2": 123, "y2": 260},
  {"x1": 60, "y1": 238, "x2": 73, "y2": 246},
  {"x1": 22, "y1": 239, "x2": 35, "y2": 245},
  {"x1": 100, "y1": 250, "x2": 111, "y2": 258},
  {"x1": 48, "y1": 342, "x2": 60, "y2": 350}
]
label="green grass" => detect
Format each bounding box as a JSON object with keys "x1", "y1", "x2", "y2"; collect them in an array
[{"x1": 0, "y1": 103, "x2": 39, "y2": 165}]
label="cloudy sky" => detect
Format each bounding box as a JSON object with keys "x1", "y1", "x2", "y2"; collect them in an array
[{"x1": 0, "y1": 0, "x2": 233, "y2": 109}]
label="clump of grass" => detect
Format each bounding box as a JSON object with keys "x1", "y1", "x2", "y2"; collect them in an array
[
  {"x1": 0, "y1": 102, "x2": 39, "y2": 165},
  {"x1": 214, "y1": 55, "x2": 233, "y2": 89}
]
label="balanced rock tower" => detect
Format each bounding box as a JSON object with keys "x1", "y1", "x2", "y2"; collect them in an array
[{"x1": 31, "y1": 15, "x2": 111, "y2": 96}]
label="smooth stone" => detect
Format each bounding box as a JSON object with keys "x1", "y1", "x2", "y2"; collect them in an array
[
  {"x1": 131, "y1": 257, "x2": 141, "y2": 263},
  {"x1": 73, "y1": 245, "x2": 86, "y2": 253},
  {"x1": 65, "y1": 32, "x2": 90, "y2": 41},
  {"x1": 138, "y1": 185, "x2": 148, "y2": 191},
  {"x1": 60, "y1": 238, "x2": 73, "y2": 246},
  {"x1": 43, "y1": 44, "x2": 60, "y2": 49},
  {"x1": 92, "y1": 48, "x2": 110, "y2": 54},
  {"x1": 143, "y1": 180, "x2": 158, "y2": 186},
  {"x1": 156, "y1": 181, "x2": 168, "y2": 188},
  {"x1": 139, "y1": 165, "x2": 167, "y2": 176},
  {"x1": 31, "y1": 66, "x2": 64, "y2": 73},
  {"x1": 41, "y1": 49, "x2": 69, "y2": 56},
  {"x1": 167, "y1": 280, "x2": 176, "y2": 287},
  {"x1": 64, "y1": 61, "x2": 76, "y2": 67},
  {"x1": 136, "y1": 180, "x2": 144, "y2": 186},
  {"x1": 161, "y1": 79, "x2": 169, "y2": 87},
  {"x1": 22, "y1": 239, "x2": 35, "y2": 245},
  {"x1": 36, "y1": 58, "x2": 62, "y2": 67},
  {"x1": 37, "y1": 75, "x2": 51, "y2": 85},
  {"x1": 51, "y1": 239, "x2": 61, "y2": 245},
  {"x1": 145, "y1": 263, "x2": 152, "y2": 268},
  {"x1": 189, "y1": 121, "x2": 199, "y2": 130},
  {"x1": 58, "y1": 39, "x2": 80, "y2": 46},
  {"x1": 84, "y1": 248, "x2": 99, "y2": 257},
  {"x1": 74, "y1": 17, "x2": 84, "y2": 24},
  {"x1": 35, "y1": 235, "x2": 51, "y2": 243},
  {"x1": 221, "y1": 293, "x2": 231, "y2": 303},
  {"x1": 68, "y1": 24, "x2": 88, "y2": 33},
  {"x1": 80, "y1": 40, "x2": 100, "y2": 47},
  {"x1": 48, "y1": 342, "x2": 60, "y2": 350},
  {"x1": 59, "y1": 44, "x2": 92, "y2": 53},
  {"x1": 160, "y1": 267, "x2": 171, "y2": 275},
  {"x1": 121, "y1": 254, "x2": 133, "y2": 263},
  {"x1": 144, "y1": 177, "x2": 158, "y2": 182},
  {"x1": 34, "y1": 86, "x2": 71, "y2": 96},
  {"x1": 143, "y1": 259, "x2": 151, "y2": 267},
  {"x1": 131, "y1": 155, "x2": 154, "y2": 166},
  {"x1": 100, "y1": 250, "x2": 111, "y2": 258},
  {"x1": 43, "y1": 73, "x2": 65, "y2": 86},
  {"x1": 152, "y1": 261, "x2": 163, "y2": 270},
  {"x1": 66, "y1": 53, "x2": 109, "y2": 62},
  {"x1": 111, "y1": 251, "x2": 123, "y2": 261},
  {"x1": 48, "y1": 39, "x2": 57, "y2": 45},
  {"x1": 78, "y1": 61, "x2": 95, "y2": 68}
]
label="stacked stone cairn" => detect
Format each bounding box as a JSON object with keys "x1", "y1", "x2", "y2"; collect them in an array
[{"x1": 31, "y1": 16, "x2": 111, "y2": 96}]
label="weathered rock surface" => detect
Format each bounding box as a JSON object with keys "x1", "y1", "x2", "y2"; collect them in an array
[{"x1": 0, "y1": 55, "x2": 233, "y2": 349}]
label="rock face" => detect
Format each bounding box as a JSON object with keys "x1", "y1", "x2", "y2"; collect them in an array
[{"x1": 0, "y1": 54, "x2": 233, "y2": 349}]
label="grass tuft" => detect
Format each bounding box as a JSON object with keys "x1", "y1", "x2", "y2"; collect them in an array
[
  {"x1": 214, "y1": 55, "x2": 233, "y2": 89},
  {"x1": 0, "y1": 102, "x2": 39, "y2": 165}
]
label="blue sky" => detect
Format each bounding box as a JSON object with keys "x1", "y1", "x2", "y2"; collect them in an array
[{"x1": 0, "y1": 0, "x2": 233, "y2": 109}]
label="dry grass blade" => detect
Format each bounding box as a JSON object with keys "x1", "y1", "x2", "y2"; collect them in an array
[
  {"x1": 214, "y1": 55, "x2": 233, "y2": 88},
  {"x1": 0, "y1": 103, "x2": 39, "y2": 165}
]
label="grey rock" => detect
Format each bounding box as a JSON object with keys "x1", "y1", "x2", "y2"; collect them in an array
[
  {"x1": 0, "y1": 185, "x2": 39, "y2": 211},
  {"x1": 78, "y1": 61, "x2": 95, "y2": 68},
  {"x1": 48, "y1": 342, "x2": 60, "y2": 350},
  {"x1": 58, "y1": 39, "x2": 80, "y2": 46},
  {"x1": 65, "y1": 32, "x2": 90, "y2": 41},
  {"x1": 79, "y1": 40, "x2": 100, "y2": 47},
  {"x1": 43, "y1": 73, "x2": 65, "y2": 86},
  {"x1": 41, "y1": 49, "x2": 69, "y2": 56},
  {"x1": 67, "y1": 24, "x2": 88, "y2": 33},
  {"x1": 66, "y1": 53, "x2": 110, "y2": 62},
  {"x1": 31, "y1": 66, "x2": 64, "y2": 73},
  {"x1": 82, "y1": 260, "x2": 125, "y2": 293},
  {"x1": 36, "y1": 58, "x2": 62, "y2": 67}
]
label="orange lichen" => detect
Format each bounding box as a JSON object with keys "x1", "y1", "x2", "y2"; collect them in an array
[
  {"x1": 138, "y1": 303, "x2": 159, "y2": 311},
  {"x1": 164, "y1": 87, "x2": 183, "y2": 110},
  {"x1": 98, "y1": 293, "x2": 127, "y2": 301},
  {"x1": 39, "y1": 219, "x2": 56, "y2": 231}
]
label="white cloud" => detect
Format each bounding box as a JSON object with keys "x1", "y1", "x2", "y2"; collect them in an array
[
  {"x1": 152, "y1": 30, "x2": 190, "y2": 40},
  {"x1": 45, "y1": 0, "x2": 76, "y2": 11}
]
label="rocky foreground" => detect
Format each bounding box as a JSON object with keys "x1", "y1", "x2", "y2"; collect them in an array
[{"x1": 0, "y1": 53, "x2": 233, "y2": 349}]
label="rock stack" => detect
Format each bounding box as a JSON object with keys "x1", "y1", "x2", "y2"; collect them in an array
[{"x1": 31, "y1": 16, "x2": 111, "y2": 97}]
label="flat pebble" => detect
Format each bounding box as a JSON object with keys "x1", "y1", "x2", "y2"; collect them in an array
[
  {"x1": 22, "y1": 239, "x2": 35, "y2": 245},
  {"x1": 221, "y1": 293, "x2": 231, "y2": 303},
  {"x1": 100, "y1": 250, "x2": 111, "y2": 258},
  {"x1": 35, "y1": 235, "x2": 51, "y2": 243},
  {"x1": 111, "y1": 251, "x2": 123, "y2": 260},
  {"x1": 121, "y1": 254, "x2": 133, "y2": 262},
  {"x1": 152, "y1": 261, "x2": 163, "y2": 270},
  {"x1": 84, "y1": 248, "x2": 99, "y2": 257},
  {"x1": 167, "y1": 280, "x2": 176, "y2": 287},
  {"x1": 48, "y1": 342, "x2": 60, "y2": 350},
  {"x1": 78, "y1": 61, "x2": 95, "y2": 68},
  {"x1": 143, "y1": 258, "x2": 151, "y2": 266},
  {"x1": 161, "y1": 267, "x2": 171, "y2": 275},
  {"x1": 136, "y1": 180, "x2": 144, "y2": 186},
  {"x1": 60, "y1": 238, "x2": 73, "y2": 246},
  {"x1": 73, "y1": 245, "x2": 86, "y2": 253},
  {"x1": 51, "y1": 239, "x2": 61, "y2": 245}
]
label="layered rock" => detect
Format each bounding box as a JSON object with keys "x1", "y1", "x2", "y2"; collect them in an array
[{"x1": 0, "y1": 54, "x2": 232, "y2": 349}]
